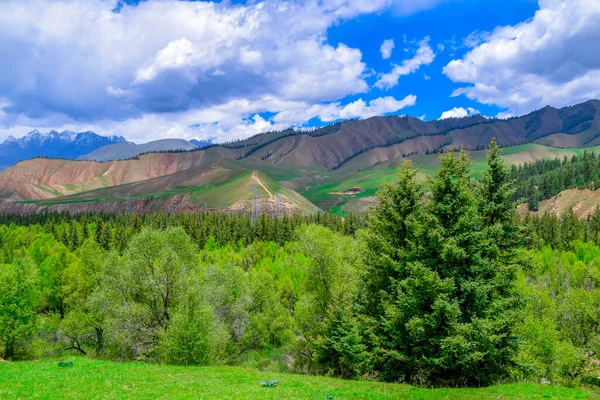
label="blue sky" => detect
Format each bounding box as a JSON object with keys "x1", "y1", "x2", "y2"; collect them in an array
[
  {"x1": 0, "y1": 0, "x2": 598, "y2": 143},
  {"x1": 326, "y1": 0, "x2": 538, "y2": 120}
]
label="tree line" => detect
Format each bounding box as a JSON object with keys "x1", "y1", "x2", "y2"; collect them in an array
[
  {"x1": 0, "y1": 211, "x2": 364, "y2": 254},
  {"x1": 510, "y1": 150, "x2": 600, "y2": 210}
]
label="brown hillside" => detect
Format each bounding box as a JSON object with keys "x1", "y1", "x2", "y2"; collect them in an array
[
  {"x1": 237, "y1": 100, "x2": 600, "y2": 170},
  {"x1": 0, "y1": 148, "x2": 239, "y2": 201},
  {"x1": 520, "y1": 188, "x2": 600, "y2": 219}
]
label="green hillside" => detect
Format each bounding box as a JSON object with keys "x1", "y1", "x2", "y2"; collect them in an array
[
  {"x1": 301, "y1": 144, "x2": 600, "y2": 214},
  {"x1": 0, "y1": 358, "x2": 595, "y2": 400},
  {"x1": 22, "y1": 166, "x2": 321, "y2": 215}
]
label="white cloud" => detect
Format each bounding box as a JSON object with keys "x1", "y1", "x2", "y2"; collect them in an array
[
  {"x1": 0, "y1": 94, "x2": 417, "y2": 145},
  {"x1": 439, "y1": 107, "x2": 479, "y2": 119},
  {"x1": 375, "y1": 37, "x2": 435, "y2": 90},
  {"x1": 496, "y1": 111, "x2": 514, "y2": 119},
  {"x1": 273, "y1": 95, "x2": 416, "y2": 125},
  {"x1": 443, "y1": 0, "x2": 600, "y2": 115},
  {"x1": 462, "y1": 30, "x2": 491, "y2": 48},
  {"x1": 135, "y1": 38, "x2": 196, "y2": 83},
  {"x1": 0, "y1": 0, "x2": 442, "y2": 143},
  {"x1": 380, "y1": 39, "x2": 395, "y2": 59}
]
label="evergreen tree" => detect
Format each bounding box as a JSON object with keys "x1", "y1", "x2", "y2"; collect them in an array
[
  {"x1": 538, "y1": 212, "x2": 562, "y2": 249},
  {"x1": 359, "y1": 161, "x2": 423, "y2": 316},
  {"x1": 361, "y1": 147, "x2": 525, "y2": 386},
  {"x1": 560, "y1": 209, "x2": 582, "y2": 250}
]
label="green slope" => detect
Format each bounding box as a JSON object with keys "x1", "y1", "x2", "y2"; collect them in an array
[
  {"x1": 0, "y1": 358, "x2": 596, "y2": 400},
  {"x1": 301, "y1": 144, "x2": 600, "y2": 214},
  {"x1": 24, "y1": 165, "x2": 321, "y2": 214}
]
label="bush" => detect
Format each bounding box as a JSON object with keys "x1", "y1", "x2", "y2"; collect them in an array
[{"x1": 158, "y1": 301, "x2": 226, "y2": 366}]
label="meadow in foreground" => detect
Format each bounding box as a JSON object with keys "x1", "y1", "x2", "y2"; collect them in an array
[{"x1": 0, "y1": 358, "x2": 597, "y2": 400}]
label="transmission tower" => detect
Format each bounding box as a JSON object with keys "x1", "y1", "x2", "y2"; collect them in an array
[
  {"x1": 251, "y1": 185, "x2": 259, "y2": 223},
  {"x1": 126, "y1": 193, "x2": 132, "y2": 215},
  {"x1": 276, "y1": 192, "x2": 281, "y2": 218}
]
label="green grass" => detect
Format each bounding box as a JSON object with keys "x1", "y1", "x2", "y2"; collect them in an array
[
  {"x1": 0, "y1": 358, "x2": 597, "y2": 400},
  {"x1": 302, "y1": 144, "x2": 600, "y2": 214},
  {"x1": 20, "y1": 198, "x2": 104, "y2": 206},
  {"x1": 132, "y1": 171, "x2": 266, "y2": 208}
]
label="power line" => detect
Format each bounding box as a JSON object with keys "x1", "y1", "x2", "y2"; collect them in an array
[
  {"x1": 126, "y1": 193, "x2": 132, "y2": 215},
  {"x1": 251, "y1": 185, "x2": 259, "y2": 223}
]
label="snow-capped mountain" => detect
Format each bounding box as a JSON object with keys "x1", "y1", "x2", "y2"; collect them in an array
[{"x1": 0, "y1": 129, "x2": 129, "y2": 170}]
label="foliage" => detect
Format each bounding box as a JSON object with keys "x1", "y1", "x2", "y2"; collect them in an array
[
  {"x1": 292, "y1": 225, "x2": 363, "y2": 377},
  {"x1": 0, "y1": 259, "x2": 39, "y2": 359},
  {"x1": 360, "y1": 140, "x2": 525, "y2": 386},
  {"x1": 509, "y1": 150, "x2": 600, "y2": 210},
  {"x1": 5, "y1": 140, "x2": 600, "y2": 391}
]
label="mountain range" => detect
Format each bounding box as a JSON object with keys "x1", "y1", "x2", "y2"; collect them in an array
[
  {"x1": 0, "y1": 99, "x2": 599, "y2": 215},
  {"x1": 0, "y1": 130, "x2": 215, "y2": 169},
  {"x1": 0, "y1": 130, "x2": 129, "y2": 170},
  {"x1": 78, "y1": 138, "x2": 213, "y2": 162}
]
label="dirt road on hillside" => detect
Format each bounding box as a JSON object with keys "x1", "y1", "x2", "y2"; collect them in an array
[{"x1": 252, "y1": 170, "x2": 274, "y2": 198}]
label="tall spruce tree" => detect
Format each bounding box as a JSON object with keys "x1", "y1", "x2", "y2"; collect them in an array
[
  {"x1": 361, "y1": 144, "x2": 524, "y2": 386},
  {"x1": 359, "y1": 161, "x2": 423, "y2": 317}
]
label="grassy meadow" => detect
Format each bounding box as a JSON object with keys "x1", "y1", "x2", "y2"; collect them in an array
[{"x1": 0, "y1": 358, "x2": 597, "y2": 399}]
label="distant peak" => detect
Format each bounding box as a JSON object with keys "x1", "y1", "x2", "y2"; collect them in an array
[{"x1": 112, "y1": 135, "x2": 128, "y2": 143}]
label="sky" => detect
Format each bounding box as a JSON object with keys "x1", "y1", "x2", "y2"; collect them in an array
[{"x1": 0, "y1": 0, "x2": 599, "y2": 143}]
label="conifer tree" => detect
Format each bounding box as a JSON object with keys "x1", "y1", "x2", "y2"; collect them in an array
[
  {"x1": 359, "y1": 161, "x2": 423, "y2": 316},
  {"x1": 560, "y1": 208, "x2": 582, "y2": 250},
  {"x1": 361, "y1": 146, "x2": 525, "y2": 386}
]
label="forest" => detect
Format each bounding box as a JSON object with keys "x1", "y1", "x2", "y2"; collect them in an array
[
  {"x1": 2, "y1": 139, "x2": 600, "y2": 389},
  {"x1": 510, "y1": 150, "x2": 600, "y2": 210}
]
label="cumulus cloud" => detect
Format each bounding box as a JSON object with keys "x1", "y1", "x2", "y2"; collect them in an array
[
  {"x1": 439, "y1": 107, "x2": 479, "y2": 119},
  {"x1": 0, "y1": 0, "x2": 445, "y2": 142},
  {"x1": 273, "y1": 95, "x2": 416, "y2": 125},
  {"x1": 380, "y1": 39, "x2": 395, "y2": 59},
  {"x1": 375, "y1": 37, "x2": 435, "y2": 90},
  {"x1": 135, "y1": 38, "x2": 197, "y2": 83},
  {"x1": 443, "y1": 0, "x2": 600, "y2": 115},
  {"x1": 0, "y1": 0, "x2": 387, "y2": 141}
]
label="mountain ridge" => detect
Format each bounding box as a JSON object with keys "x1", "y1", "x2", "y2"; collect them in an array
[
  {"x1": 78, "y1": 138, "x2": 212, "y2": 162},
  {"x1": 0, "y1": 129, "x2": 129, "y2": 170},
  {"x1": 1, "y1": 100, "x2": 600, "y2": 215}
]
